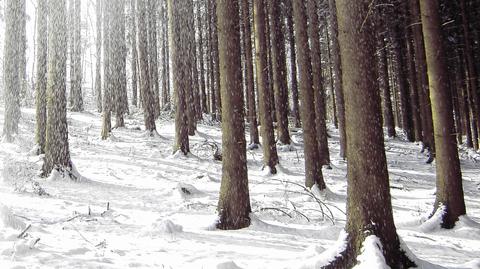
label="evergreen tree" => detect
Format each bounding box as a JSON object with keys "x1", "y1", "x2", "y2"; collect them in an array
[
  {"x1": 42, "y1": 0, "x2": 73, "y2": 178},
  {"x1": 216, "y1": 0, "x2": 251, "y2": 230},
  {"x1": 253, "y1": 0, "x2": 279, "y2": 174},
  {"x1": 291, "y1": 0, "x2": 325, "y2": 189},
  {"x1": 324, "y1": 1, "x2": 415, "y2": 267},
  {"x1": 420, "y1": 0, "x2": 466, "y2": 228},
  {"x1": 2, "y1": 0, "x2": 22, "y2": 142},
  {"x1": 35, "y1": 0, "x2": 48, "y2": 154}
]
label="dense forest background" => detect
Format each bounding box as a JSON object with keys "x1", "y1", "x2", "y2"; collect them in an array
[{"x1": 0, "y1": 0, "x2": 479, "y2": 268}]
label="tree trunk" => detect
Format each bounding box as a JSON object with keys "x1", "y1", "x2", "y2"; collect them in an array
[
  {"x1": 241, "y1": 0, "x2": 259, "y2": 146},
  {"x1": 268, "y1": 0, "x2": 290, "y2": 145},
  {"x1": 409, "y1": 0, "x2": 435, "y2": 156},
  {"x1": 42, "y1": 0, "x2": 73, "y2": 178},
  {"x1": 284, "y1": 0, "x2": 301, "y2": 128},
  {"x1": 71, "y1": 0, "x2": 83, "y2": 112},
  {"x1": 216, "y1": 0, "x2": 251, "y2": 230},
  {"x1": 34, "y1": 0, "x2": 48, "y2": 154},
  {"x1": 377, "y1": 33, "x2": 396, "y2": 138},
  {"x1": 112, "y1": 0, "x2": 128, "y2": 128},
  {"x1": 324, "y1": 1, "x2": 415, "y2": 267},
  {"x1": 328, "y1": 0, "x2": 347, "y2": 159},
  {"x1": 169, "y1": 0, "x2": 190, "y2": 154},
  {"x1": 292, "y1": 0, "x2": 325, "y2": 189},
  {"x1": 101, "y1": 1, "x2": 112, "y2": 140},
  {"x1": 389, "y1": 16, "x2": 414, "y2": 142},
  {"x1": 95, "y1": 0, "x2": 103, "y2": 112},
  {"x1": 460, "y1": 0, "x2": 480, "y2": 149},
  {"x1": 420, "y1": 0, "x2": 466, "y2": 228},
  {"x1": 2, "y1": 0, "x2": 22, "y2": 141},
  {"x1": 138, "y1": 0, "x2": 157, "y2": 133},
  {"x1": 307, "y1": 0, "x2": 330, "y2": 166},
  {"x1": 253, "y1": 0, "x2": 279, "y2": 174},
  {"x1": 130, "y1": 0, "x2": 138, "y2": 107},
  {"x1": 196, "y1": 0, "x2": 207, "y2": 114}
]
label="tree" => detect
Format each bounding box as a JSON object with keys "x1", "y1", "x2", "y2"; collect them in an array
[
  {"x1": 387, "y1": 2, "x2": 414, "y2": 142},
  {"x1": 196, "y1": 0, "x2": 207, "y2": 114},
  {"x1": 95, "y1": 0, "x2": 103, "y2": 112},
  {"x1": 169, "y1": 0, "x2": 189, "y2": 154},
  {"x1": 18, "y1": 0, "x2": 27, "y2": 106},
  {"x1": 70, "y1": 0, "x2": 83, "y2": 112},
  {"x1": 409, "y1": 0, "x2": 435, "y2": 157},
  {"x1": 42, "y1": 0, "x2": 73, "y2": 178},
  {"x1": 130, "y1": 0, "x2": 138, "y2": 107},
  {"x1": 268, "y1": 0, "x2": 290, "y2": 145},
  {"x1": 240, "y1": 0, "x2": 259, "y2": 146},
  {"x1": 323, "y1": 1, "x2": 416, "y2": 267},
  {"x1": 147, "y1": 0, "x2": 160, "y2": 118},
  {"x1": 160, "y1": 0, "x2": 170, "y2": 109},
  {"x1": 291, "y1": 0, "x2": 325, "y2": 189},
  {"x1": 35, "y1": 0, "x2": 48, "y2": 154},
  {"x1": 2, "y1": 0, "x2": 22, "y2": 142},
  {"x1": 101, "y1": 0, "x2": 112, "y2": 139},
  {"x1": 253, "y1": 0, "x2": 279, "y2": 174},
  {"x1": 216, "y1": 0, "x2": 251, "y2": 230},
  {"x1": 284, "y1": 0, "x2": 301, "y2": 128},
  {"x1": 328, "y1": 0, "x2": 347, "y2": 159},
  {"x1": 376, "y1": 31, "x2": 396, "y2": 138},
  {"x1": 306, "y1": 0, "x2": 330, "y2": 166},
  {"x1": 138, "y1": 0, "x2": 157, "y2": 134},
  {"x1": 111, "y1": 0, "x2": 128, "y2": 128},
  {"x1": 420, "y1": 0, "x2": 466, "y2": 228}
]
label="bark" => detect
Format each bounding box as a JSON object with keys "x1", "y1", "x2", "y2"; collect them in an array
[
  {"x1": 42, "y1": 0, "x2": 73, "y2": 177},
  {"x1": 35, "y1": 0, "x2": 48, "y2": 153},
  {"x1": 2, "y1": 0, "x2": 22, "y2": 141},
  {"x1": 71, "y1": 0, "x2": 83, "y2": 112},
  {"x1": 138, "y1": 0, "x2": 157, "y2": 133},
  {"x1": 131, "y1": 0, "x2": 138, "y2": 107},
  {"x1": 169, "y1": 0, "x2": 190, "y2": 154},
  {"x1": 185, "y1": 0, "x2": 197, "y2": 135},
  {"x1": 325, "y1": 22, "x2": 338, "y2": 129},
  {"x1": 284, "y1": 0, "x2": 301, "y2": 128},
  {"x1": 324, "y1": 1, "x2": 415, "y2": 267},
  {"x1": 196, "y1": 0, "x2": 207, "y2": 114},
  {"x1": 420, "y1": 0, "x2": 466, "y2": 228},
  {"x1": 268, "y1": 0, "x2": 290, "y2": 145},
  {"x1": 101, "y1": 2, "x2": 112, "y2": 140},
  {"x1": 377, "y1": 33, "x2": 396, "y2": 138},
  {"x1": 95, "y1": 0, "x2": 103, "y2": 112},
  {"x1": 328, "y1": 0, "x2": 347, "y2": 159},
  {"x1": 253, "y1": 0, "x2": 279, "y2": 174},
  {"x1": 406, "y1": 28, "x2": 423, "y2": 142},
  {"x1": 112, "y1": 0, "x2": 128, "y2": 128},
  {"x1": 389, "y1": 15, "x2": 414, "y2": 142},
  {"x1": 409, "y1": 0, "x2": 435, "y2": 155},
  {"x1": 460, "y1": 0, "x2": 480, "y2": 149},
  {"x1": 292, "y1": 0, "x2": 325, "y2": 189},
  {"x1": 161, "y1": 0, "x2": 170, "y2": 109},
  {"x1": 216, "y1": 0, "x2": 251, "y2": 230},
  {"x1": 241, "y1": 0, "x2": 259, "y2": 145},
  {"x1": 210, "y1": 0, "x2": 221, "y2": 120},
  {"x1": 148, "y1": 0, "x2": 160, "y2": 118},
  {"x1": 307, "y1": 0, "x2": 330, "y2": 166}
]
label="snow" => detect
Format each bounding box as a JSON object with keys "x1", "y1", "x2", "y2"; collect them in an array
[
  {"x1": 0, "y1": 107, "x2": 479, "y2": 268},
  {"x1": 353, "y1": 235, "x2": 389, "y2": 269}
]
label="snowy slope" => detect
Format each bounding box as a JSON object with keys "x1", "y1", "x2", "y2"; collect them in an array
[{"x1": 0, "y1": 107, "x2": 479, "y2": 269}]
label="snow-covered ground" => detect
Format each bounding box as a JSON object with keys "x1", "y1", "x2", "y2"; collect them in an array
[{"x1": 0, "y1": 106, "x2": 479, "y2": 269}]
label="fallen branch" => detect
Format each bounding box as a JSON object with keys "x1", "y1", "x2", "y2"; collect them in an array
[
  {"x1": 17, "y1": 224, "x2": 31, "y2": 239},
  {"x1": 258, "y1": 207, "x2": 293, "y2": 218}
]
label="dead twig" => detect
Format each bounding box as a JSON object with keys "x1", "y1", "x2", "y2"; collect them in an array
[{"x1": 17, "y1": 224, "x2": 32, "y2": 238}]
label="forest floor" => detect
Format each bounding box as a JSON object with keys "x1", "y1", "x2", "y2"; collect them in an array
[{"x1": 0, "y1": 106, "x2": 480, "y2": 269}]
